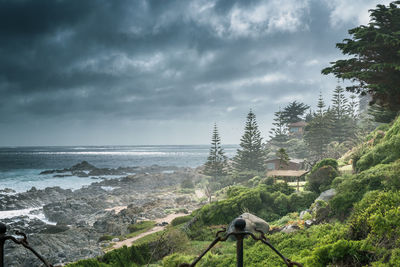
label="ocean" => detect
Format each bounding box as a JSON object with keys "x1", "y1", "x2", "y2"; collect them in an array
[{"x1": 0, "y1": 145, "x2": 238, "y2": 193}]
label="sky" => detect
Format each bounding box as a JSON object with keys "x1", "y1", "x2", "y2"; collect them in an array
[{"x1": 0, "y1": 0, "x2": 392, "y2": 146}]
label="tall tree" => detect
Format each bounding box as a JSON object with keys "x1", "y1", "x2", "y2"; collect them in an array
[
  {"x1": 203, "y1": 124, "x2": 227, "y2": 177},
  {"x1": 322, "y1": 1, "x2": 400, "y2": 115},
  {"x1": 269, "y1": 109, "x2": 288, "y2": 146},
  {"x1": 234, "y1": 110, "x2": 265, "y2": 172},
  {"x1": 347, "y1": 94, "x2": 359, "y2": 121},
  {"x1": 331, "y1": 86, "x2": 352, "y2": 143},
  {"x1": 368, "y1": 103, "x2": 398, "y2": 123},
  {"x1": 281, "y1": 101, "x2": 310, "y2": 124},
  {"x1": 304, "y1": 95, "x2": 333, "y2": 160},
  {"x1": 317, "y1": 93, "x2": 325, "y2": 116}
]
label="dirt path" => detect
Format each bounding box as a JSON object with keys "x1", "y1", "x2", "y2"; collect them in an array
[
  {"x1": 110, "y1": 213, "x2": 188, "y2": 250},
  {"x1": 104, "y1": 205, "x2": 127, "y2": 214}
]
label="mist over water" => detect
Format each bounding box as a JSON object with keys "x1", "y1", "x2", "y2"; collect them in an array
[{"x1": 0, "y1": 145, "x2": 238, "y2": 192}]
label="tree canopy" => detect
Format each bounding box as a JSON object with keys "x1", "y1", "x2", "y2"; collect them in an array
[
  {"x1": 233, "y1": 110, "x2": 265, "y2": 172},
  {"x1": 322, "y1": 1, "x2": 400, "y2": 113},
  {"x1": 281, "y1": 101, "x2": 310, "y2": 124},
  {"x1": 203, "y1": 124, "x2": 227, "y2": 177},
  {"x1": 269, "y1": 109, "x2": 288, "y2": 146}
]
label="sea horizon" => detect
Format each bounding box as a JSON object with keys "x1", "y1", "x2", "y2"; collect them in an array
[{"x1": 0, "y1": 145, "x2": 239, "y2": 193}]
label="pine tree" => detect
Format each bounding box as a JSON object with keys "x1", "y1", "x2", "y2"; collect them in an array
[
  {"x1": 347, "y1": 94, "x2": 359, "y2": 121},
  {"x1": 281, "y1": 101, "x2": 310, "y2": 124},
  {"x1": 304, "y1": 95, "x2": 333, "y2": 160},
  {"x1": 305, "y1": 110, "x2": 314, "y2": 122},
  {"x1": 234, "y1": 110, "x2": 265, "y2": 172},
  {"x1": 269, "y1": 109, "x2": 288, "y2": 146},
  {"x1": 317, "y1": 93, "x2": 325, "y2": 116},
  {"x1": 203, "y1": 124, "x2": 227, "y2": 177},
  {"x1": 368, "y1": 103, "x2": 398, "y2": 123},
  {"x1": 331, "y1": 86, "x2": 351, "y2": 143}
]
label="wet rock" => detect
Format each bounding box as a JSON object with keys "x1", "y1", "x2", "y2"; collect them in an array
[
  {"x1": 228, "y1": 213, "x2": 269, "y2": 234},
  {"x1": 0, "y1": 188, "x2": 16, "y2": 194},
  {"x1": 71, "y1": 171, "x2": 89, "y2": 177},
  {"x1": 311, "y1": 200, "x2": 330, "y2": 223},
  {"x1": 39, "y1": 224, "x2": 69, "y2": 234},
  {"x1": 70, "y1": 161, "x2": 97, "y2": 171}
]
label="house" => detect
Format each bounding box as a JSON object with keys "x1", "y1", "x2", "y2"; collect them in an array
[
  {"x1": 288, "y1": 121, "x2": 307, "y2": 137},
  {"x1": 265, "y1": 158, "x2": 308, "y2": 191},
  {"x1": 265, "y1": 158, "x2": 304, "y2": 171}
]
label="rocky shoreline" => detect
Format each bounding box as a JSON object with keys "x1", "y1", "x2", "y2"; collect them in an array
[{"x1": 1, "y1": 162, "x2": 204, "y2": 266}]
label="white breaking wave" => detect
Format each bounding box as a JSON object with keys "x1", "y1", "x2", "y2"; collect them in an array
[{"x1": 0, "y1": 207, "x2": 56, "y2": 225}]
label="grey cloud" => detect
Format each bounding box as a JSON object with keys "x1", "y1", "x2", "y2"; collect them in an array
[{"x1": 0, "y1": 0, "x2": 380, "y2": 144}]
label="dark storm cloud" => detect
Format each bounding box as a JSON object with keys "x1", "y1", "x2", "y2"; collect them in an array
[{"x1": 0, "y1": 0, "x2": 392, "y2": 144}]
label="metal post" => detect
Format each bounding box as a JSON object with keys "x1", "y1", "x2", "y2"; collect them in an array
[
  {"x1": 0, "y1": 223, "x2": 6, "y2": 267},
  {"x1": 233, "y1": 218, "x2": 246, "y2": 267},
  {"x1": 236, "y1": 235, "x2": 244, "y2": 267}
]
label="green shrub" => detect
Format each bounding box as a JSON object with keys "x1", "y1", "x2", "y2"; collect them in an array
[
  {"x1": 248, "y1": 175, "x2": 262, "y2": 187},
  {"x1": 67, "y1": 258, "x2": 109, "y2": 267},
  {"x1": 192, "y1": 185, "x2": 316, "y2": 227},
  {"x1": 330, "y1": 160, "x2": 400, "y2": 217},
  {"x1": 351, "y1": 143, "x2": 369, "y2": 172},
  {"x1": 162, "y1": 253, "x2": 195, "y2": 267},
  {"x1": 101, "y1": 245, "x2": 149, "y2": 266},
  {"x1": 260, "y1": 176, "x2": 274, "y2": 185},
  {"x1": 364, "y1": 123, "x2": 390, "y2": 142},
  {"x1": 171, "y1": 215, "x2": 193, "y2": 226},
  {"x1": 288, "y1": 191, "x2": 317, "y2": 212},
  {"x1": 181, "y1": 177, "x2": 194, "y2": 188},
  {"x1": 268, "y1": 182, "x2": 295, "y2": 195},
  {"x1": 230, "y1": 170, "x2": 264, "y2": 184},
  {"x1": 348, "y1": 190, "x2": 400, "y2": 247},
  {"x1": 226, "y1": 185, "x2": 248, "y2": 198},
  {"x1": 273, "y1": 212, "x2": 299, "y2": 227},
  {"x1": 357, "y1": 116, "x2": 400, "y2": 171},
  {"x1": 304, "y1": 240, "x2": 374, "y2": 267},
  {"x1": 306, "y1": 165, "x2": 339, "y2": 194},
  {"x1": 311, "y1": 158, "x2": 338, "y2": 173},
  {"x1": 98, "y1": 235, "x2": 114, "y2": 242},
  {"x1": 389, "y1": 248, "x2": 400, "y2": 266},
  {"x1": 128, "y1": 221, "x2": 155, "y2": 233}
]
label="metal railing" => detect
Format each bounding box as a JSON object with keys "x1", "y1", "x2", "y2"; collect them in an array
[
  {"x1": 180, "y1": 217, "x2": 303, "y2": 267},
  {"x1": 0, "y1": 222, "x2": 53, "y2": 267},
  {"x1": 0, "y1": 217, "x2": 303, "y2": 267}
]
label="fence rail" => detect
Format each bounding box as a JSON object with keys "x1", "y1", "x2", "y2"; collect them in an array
[
  {"x1": 0, "y1": 216, "x2": 303, "y2": 267},
  {"x1": 180, "y1": 217, "x2": 303, "y2": 267}
]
